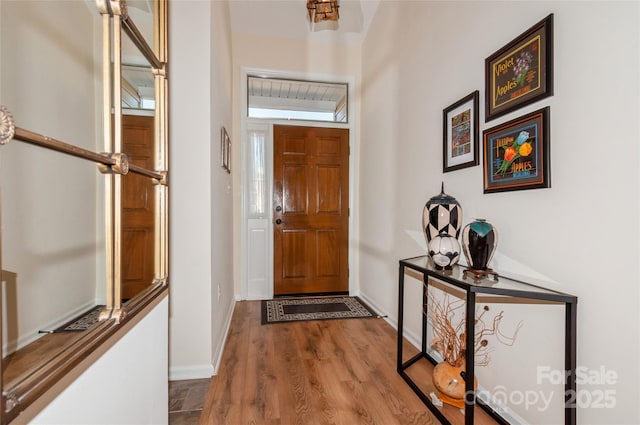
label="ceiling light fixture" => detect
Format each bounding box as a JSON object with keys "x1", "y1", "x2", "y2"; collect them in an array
[{"x1": 307, "y1": 0, "x2": 339, "y2": 23}]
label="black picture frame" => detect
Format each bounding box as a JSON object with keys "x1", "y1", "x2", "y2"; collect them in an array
[
  {"x1": 485, "y1": 14, "x2": 553, "y2": 121},
  {"x1": 483, "y1": 106, "x2": 550, "y2": 193},
  {"x1": 443, "y1": 90, "x2": 479, "y2": 173}
]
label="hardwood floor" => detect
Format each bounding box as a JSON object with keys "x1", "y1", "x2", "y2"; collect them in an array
[{"x1": 199, "y1": 300, "x2": 439, "y2": 425}]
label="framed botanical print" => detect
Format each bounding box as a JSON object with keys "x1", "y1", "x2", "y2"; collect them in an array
[{"x1": 443, "y1": 90, "x2": 479, "y2": 172}]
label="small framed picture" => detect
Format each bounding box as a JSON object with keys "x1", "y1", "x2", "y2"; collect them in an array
[
  {"x1": 485, "y1": 14, "x2": 553, "y2": 121},
  {"x1": 483, "y1": 106, "x2": 550, "y2": 193},
  {"x1": 221, "y1": 126, "x2": 231, "y2": 173},
  {"x1": 443, "y1": 90, "x2": 479, "y2": 173}
]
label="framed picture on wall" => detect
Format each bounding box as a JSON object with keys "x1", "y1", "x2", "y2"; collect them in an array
[
  {"x1": 443, "y1": 90, "x2": 479, "y2": 172},
  {"x1": 221, "y1": 127, "x2": 231, "y2": 173},
  {"x1": 483, "y1": 106, "x2": 550, "y2": 193},
  {"x1": 485, "y1": 14, "x2": 553, "y2": 121}
]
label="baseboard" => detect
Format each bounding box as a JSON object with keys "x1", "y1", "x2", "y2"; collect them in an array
[
  {"x1": 211, "y1": 297, "x2": 236, "y2": 375},
  {"x1": 356, "y1": 291, "x2": 423, "y2": 348},
  {"x1": 357, "y1": 292, "x2": 388, "y2": 319},
  {"x1": 168, "y1": 364, "x2": 214, "y2": 381}
]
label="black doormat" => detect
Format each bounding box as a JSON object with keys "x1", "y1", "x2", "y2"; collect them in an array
[
  {"x1": 53, "y1": 305, "x2": 104, "y2": 332},
  {"x1": 261, "y1": 296, "x2": 379, "y2": 324}
]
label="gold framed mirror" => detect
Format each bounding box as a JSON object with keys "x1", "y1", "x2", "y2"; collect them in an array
[{"x1": 0, "y1": 0, "x2": 168, "y2": 422}]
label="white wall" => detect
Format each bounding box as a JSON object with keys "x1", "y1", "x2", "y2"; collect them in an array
[
  {"x1": 29, "y1": 297, "x2": 168, "y2": 425},
  {"x1": 360, "y1": 1, "x2": 639, "y2": 424},
  {"x1": 168, "y1": 0, "x2": 235, "y2": 379},
  {"x1": 209, "y1": 0, "x2": 236, "y2": 372},
  {"x1": 168, "y1": 0, "x2": 213, "y2": 379}
]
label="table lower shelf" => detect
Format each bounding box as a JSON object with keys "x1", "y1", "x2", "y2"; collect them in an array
[{"x1": 398, "y1": 349, "x2": 507, "y2": 425}]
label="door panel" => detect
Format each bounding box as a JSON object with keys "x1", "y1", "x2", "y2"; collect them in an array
[
  {"x1": 316, "y1": 230, "x2": 339, "y2": 277},
  {"x1": 282, "y1": 230, "x2": 308, "y2": 279},
  {"x1": 273, "y1": 125, "x2": 349, "y2": 295},
  {"x1": 122, "y1": 114, "x2": 155, "y2": 300},
  {"x1": 283, "y1": 165, "x2": 308, "y2": 214},
  {"x1": 123, "y1": 229, "x2": 152, "y2": 281},
  {"x1": 316, "y1": 165, "x2": 340, "y2": 213}
]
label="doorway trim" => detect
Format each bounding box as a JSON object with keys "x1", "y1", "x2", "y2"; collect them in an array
[{"x1": 239, "y1": 66, "x2": 357, "y2": 300}]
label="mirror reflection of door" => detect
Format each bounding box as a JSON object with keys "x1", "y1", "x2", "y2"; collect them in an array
[
  {"x1": 122, "y1": 114, "x2": 155, "y2": 301},
  {"x1": 273, "y1": 125, "x2": 349, "y2": 295}
]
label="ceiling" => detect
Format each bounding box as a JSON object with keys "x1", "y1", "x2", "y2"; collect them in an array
[
  {"x1": 248, "y1": 77, "x2": 346, "y2": 110},
  {"x1": 228, "y1": 0, "x2": 381, "y2": 44},
  {"x1": 122, "y1": 1, "x2": 379, "y2": 110},
  {"x1": 248, "y1": 76, "x2": 347, "y2": 121}
]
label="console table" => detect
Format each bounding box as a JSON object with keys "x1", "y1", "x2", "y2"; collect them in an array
[{"x1": 397, "y1": 255, "x2": 577, "y2": 425}]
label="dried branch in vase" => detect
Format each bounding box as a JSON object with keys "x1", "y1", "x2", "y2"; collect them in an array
[{"x1": 425, "y1": 292, "x2": 523, "y2": 367}]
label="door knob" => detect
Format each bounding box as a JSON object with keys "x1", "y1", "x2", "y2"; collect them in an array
[
  {"x1": 275, "y1": 219, "x2": 283, "y2": 225},
  {"x1": 275, "y1": 206, "x2": 282, "y2": 212}
]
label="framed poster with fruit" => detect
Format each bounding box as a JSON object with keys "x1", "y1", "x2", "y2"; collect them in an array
[
  {"x1": 483, "y1": 107, "x2": 550, "y2": 193},
  {"x1": 485, "y1": 14, "x2": 553, "y2": 121}
]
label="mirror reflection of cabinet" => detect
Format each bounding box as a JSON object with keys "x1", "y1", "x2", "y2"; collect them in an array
[{"x1": 0, "y1": 0, "x2": 169, "y2": 422}]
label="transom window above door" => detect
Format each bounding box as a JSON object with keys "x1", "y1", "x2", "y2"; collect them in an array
[{"x1": 247, "y1": 76, "x2": 348, "y2": 123}]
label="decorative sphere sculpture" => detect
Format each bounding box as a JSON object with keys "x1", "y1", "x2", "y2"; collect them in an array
[{"x1": 428, "y1": 234, "x2": 461, "y2": 270}]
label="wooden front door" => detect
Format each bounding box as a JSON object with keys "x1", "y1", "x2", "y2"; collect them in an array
[
  {"x1": 273, "y1": 125, "x2": 349, "y2": 295},
  {"x1": 121, "y1": 114, "x2": 155, "y2": 300}
]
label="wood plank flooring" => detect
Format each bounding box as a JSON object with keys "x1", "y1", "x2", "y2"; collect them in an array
[{"x1": 199, "y1": 300, "x2": 439, "y2": 425}]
